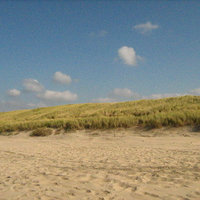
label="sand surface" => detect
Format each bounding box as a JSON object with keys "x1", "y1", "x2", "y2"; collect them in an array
[{"x1": 0, "y1": 128, "x2": 200, "y2": 200}]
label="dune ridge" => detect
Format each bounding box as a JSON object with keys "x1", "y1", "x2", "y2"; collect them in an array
[{"x1": 1, "y1": 95, "x2": 200, "y2": 133}]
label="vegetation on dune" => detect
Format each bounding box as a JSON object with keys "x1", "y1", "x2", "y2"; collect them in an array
[
  {"x1": 30, "y1": 128, "x2": 53, "y2": 137},
  {"x1": 0, "y1": 95, "x2": 200, "y2": 133}
]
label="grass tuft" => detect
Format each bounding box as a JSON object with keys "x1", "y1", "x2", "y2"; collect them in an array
[{"x1": 30, "y1": 128, "x2": 53, "y2": 137}]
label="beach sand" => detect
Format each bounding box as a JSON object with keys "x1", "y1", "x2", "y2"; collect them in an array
[{"x1": 0, "y1": 127, "x2": 200, "y2": 200}]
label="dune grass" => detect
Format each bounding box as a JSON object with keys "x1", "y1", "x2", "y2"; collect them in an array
[
  {"x1": 30, "y1": 128, "x2": 53, "y2": 137},
  {"x1": 1, "y1": 95, "x2": 200, "y2": 133}
]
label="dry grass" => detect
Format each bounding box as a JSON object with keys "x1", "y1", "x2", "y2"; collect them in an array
[
  {"x1": 1, "y1": 95, "x2": 200, "y2": 133},
  {"x1": 30, "y1": 128, "x2": 53, "y2": 137}
]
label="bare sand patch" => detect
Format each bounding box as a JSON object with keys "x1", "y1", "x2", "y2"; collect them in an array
[{"x1": 0, "y1": 128, "x2": 200, "y2": 200}]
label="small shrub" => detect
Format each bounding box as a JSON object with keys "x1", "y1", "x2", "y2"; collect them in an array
[{"x1": 30, "y1": 128, "x2": 53, "y2": 137}]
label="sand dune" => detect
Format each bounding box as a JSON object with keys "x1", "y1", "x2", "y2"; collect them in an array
[{"x1": 0, "y1": 128, "x2": 200, "y2": 200}]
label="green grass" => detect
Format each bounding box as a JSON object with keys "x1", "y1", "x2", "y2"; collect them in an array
[{"x1": 1, "y1": 95, "x2": 200, "y2": 132}]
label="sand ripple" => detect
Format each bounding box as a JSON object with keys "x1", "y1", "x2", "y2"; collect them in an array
[{"x1": 0, "y1": 129, "x2": 200, "y2": 200}]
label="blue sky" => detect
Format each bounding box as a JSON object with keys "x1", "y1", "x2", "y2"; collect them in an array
[{"x1": 1, "y1": 0, "x2": 200, "y2": 112}]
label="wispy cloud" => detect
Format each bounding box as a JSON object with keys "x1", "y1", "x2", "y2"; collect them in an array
[
  {"x1": 133, "y1": 21, "x2": 159, "y2": 34},
  {"x1": 109, "y1": 88, "x2": 139, "y2": 98},
  {"x1": 37, "y1": 90, "x2": 78, "y2": 102},
  {"x1": 92, "y1": 87, "x2": 197, "y2": 104},
  {"x1": 89, "y1": 30, "x2": 107, "y2": 38},
  {"x1": 118, "y1": 46, "x2": 143, "y2": 66},
  {"x1": 52, "y1": 71, "x2": 72, "y2": 85},
  {"x1": 27, "y1": 102, "x2": 47, "y2": 109},
  {"x1": 23, "y1": 79, "x2": 45, "y2": 93},
  {"x1": 143, "y1": 93, "x2": 186, "y2": 100},
  {"x1": 0, "y1": 100, "x2": 28, "y2": 112},
  {"x1": 6, "y1": 89, "x2": 21, "y2": 97},
  {"x1": 92, "y1": 88, "x2": 139, "y2": 103},
  {"x1": 91, "y1": 97, "x2": 116, "y2": 103},
  {"x1": 144, "y1": 87, "x2": 200, "y2": 100},
  {"x1": 189, "y1": 88, "x2": 200, "y2": 95}
]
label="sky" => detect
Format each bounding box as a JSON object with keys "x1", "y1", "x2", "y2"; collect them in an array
[{"x1": 1, "y1": 0, "x2": 200, "y2": 112}]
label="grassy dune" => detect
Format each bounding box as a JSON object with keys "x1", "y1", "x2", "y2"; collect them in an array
[{"x1": 1, "y1": 95, "x2": 200, "y2": 132}]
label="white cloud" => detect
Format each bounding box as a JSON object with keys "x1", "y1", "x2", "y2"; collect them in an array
[
  {"x1": 0, "y1": 100, "x2": 28, "y2": 112},
  {"x1": 189, "y1": 88, "x2": 200, "y2": 95},
  {"x1": 6, "y1": 89, "x2": 21, "y2": 97},
  {"x1": 23, "y1": 79, "x2": 45, "y2": 93},
  {"x1": 89, "y1": 30, "x2": 107, "y2": 37},
  {"x1": 143, "y1": 93, "x2": 186, "y2": 100},
  {"x1": 92, "y1": 86, "x2": 200, "y2": 105},
  {"x1": 92, "y1": 88, "x2": 140, "y2": 103},
  {"x1": 91, "y1": 97, "x2": 116, "y2": 103},
  {"x1": 52, "y1": 71, "x2": 72, "y2": 85},
  {"x1": 37, "y1": 90, "x2": 77, "y2": 102},
  {"x1": 0, "y1": 100, "x2": 47, "y2": 112},
  {"x1": 27, "y1": 102, "x2": 47, "y2": 109},
  {"x1": 110, "y1": 88, "x2": 139, "y2": 98},
  {"x1": 118, "y1": 46, "x2": 142, "y2": 66},
  {"x1": 133, "y1": 21, "x2": 159, "y2": 34}
]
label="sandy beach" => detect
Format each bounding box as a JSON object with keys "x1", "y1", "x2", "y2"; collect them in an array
[{"x1": 0, "y1": 127, "x2": 200, "y2": 200}]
